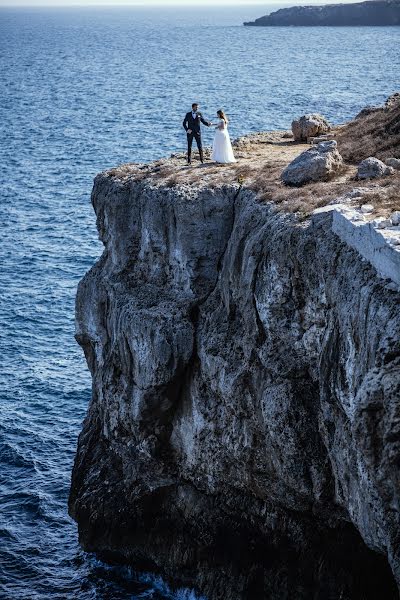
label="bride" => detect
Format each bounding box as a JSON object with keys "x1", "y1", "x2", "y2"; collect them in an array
[{"x1": 211, "y1": 110, "x2": 236, "y2": 164}]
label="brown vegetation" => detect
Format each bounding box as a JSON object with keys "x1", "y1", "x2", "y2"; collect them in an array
[
  {"x1": 335, "y1": 93, "x2": 400, "y2": 163},
  {"x1": 359, "y1": 172, "x2": 400, "y2": 215}
]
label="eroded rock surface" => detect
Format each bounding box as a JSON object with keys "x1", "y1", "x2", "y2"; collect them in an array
[{"x1": 70, "y1": 173, "x2": 400, "y2": 600}]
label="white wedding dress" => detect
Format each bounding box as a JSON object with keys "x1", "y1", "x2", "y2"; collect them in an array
[{"x1": 211, "y1": 119, "x2": 236, "y2": 164}]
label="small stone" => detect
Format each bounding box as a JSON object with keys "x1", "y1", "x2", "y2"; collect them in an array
[
  {"x1": 310, "y1": 133, "x2": 335, "y2": 144},
  {"x1": 385, "y1": 157, "x2": 400, "y2": 170},
  {"x1": 360, "y1": 204, "x2": 374, "y2": 214},
  {"x1": 317, "y1": 140, "x2": 337, "y2": 152},
  {"x1": 372, "y1": 218, "x2": 392, "y2": 229},
  {"x1": 391, "y1": 211, "x2": 400, "y2": 226},
  {"x1": 309, "y1": 136, "x2": 327, "y2": 144},
  {"x1": 357, "y1": 157, "x2": 394, "y2": 180},
  {"x1": 350, "y1": 213, "x2": 366, "y2": 222},
  {"x1": 346, "y1": 188, "x2": 365, "y2": 199}
]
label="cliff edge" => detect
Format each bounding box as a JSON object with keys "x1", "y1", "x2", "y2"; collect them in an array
[
  {"x1": 69, "y1": 100, "x2": 400, "y2": 599},
  {"x1": 244, "y1": 0, "x2": 400, "y2": 27}
]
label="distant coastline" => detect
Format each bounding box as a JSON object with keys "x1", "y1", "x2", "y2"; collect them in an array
[{"x1": 244, "y1": 0, "x2": 400, "y2": 26}]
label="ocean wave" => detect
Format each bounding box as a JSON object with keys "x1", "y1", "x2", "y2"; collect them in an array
[
  {"x1": 138, "y1": 573, "x2": 207, "y2": 600},
  {"x1": 0, "y1": 441, "x2": 36, "y2": 471},
  {"x1": 0, "y1": 490, "x2": 47, "y2": 519}
]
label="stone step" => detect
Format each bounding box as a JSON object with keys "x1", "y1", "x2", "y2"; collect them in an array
[{"x1": 308, "y1": 133, "x2": 335, "y2": 144}]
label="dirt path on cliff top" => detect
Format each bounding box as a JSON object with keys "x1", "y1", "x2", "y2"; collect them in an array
[{"x1": 108, "y1": 128, "x2": 399, "y2": 217}]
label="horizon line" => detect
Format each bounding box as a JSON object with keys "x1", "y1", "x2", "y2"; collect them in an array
[
  {"x1": 0, "y1": 3, "x2": 282, "y2": 6},
  {"x1": 0, "y1": 0, "x2": 348, "y2": 7}
]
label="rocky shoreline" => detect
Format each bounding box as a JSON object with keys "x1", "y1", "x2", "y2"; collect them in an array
[
  {"x1": 69, "y1": 98, "x2": 400, "y2": 599},
  {"x1": 244, "y1": 0, "x2": 400, "y2": 27}
]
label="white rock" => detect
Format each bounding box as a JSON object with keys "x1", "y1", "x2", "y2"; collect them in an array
[
  {"x1": 360, "y1": 204, "x2": 374, "y2": 214},
  {"x1": 314, "y1": 203, "x2": 347, "y2": 214},
  {"x1": 391, "y1": 211, "x2": 400, "y2": 226},
  {"x1": 282, "y1": 140, "x2": 343, "y2": 186},
  {"x1": 350, "y1": 213, "x2": 366, "y2": 222},
  {"x1": 386, "y1": 237, "x2": 400, "y2": 246}
]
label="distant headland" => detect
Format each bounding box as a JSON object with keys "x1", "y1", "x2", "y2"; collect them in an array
[{"x1": 244, "y1": 0, "x2": 400, "y2": 26}]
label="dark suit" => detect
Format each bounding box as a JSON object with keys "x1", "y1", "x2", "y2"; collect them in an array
[{"x1": 182, "y1": 111, "x2": 210, "y2": 162}]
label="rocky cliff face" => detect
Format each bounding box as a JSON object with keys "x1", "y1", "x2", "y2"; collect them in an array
[
  {"x1": 69, "y1": 173, "x2": 400, "y2": 599},
  {"x1": 244, "y1": 1, "x2": 400, "y2": 26}
]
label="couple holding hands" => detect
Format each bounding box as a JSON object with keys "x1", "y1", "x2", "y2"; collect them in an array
[{"x1": 182, "y1": 102, "x2": 236, "y2": 165}]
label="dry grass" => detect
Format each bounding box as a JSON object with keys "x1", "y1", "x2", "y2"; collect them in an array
[
  {"x1": 335, "y1": 94, "x2": 400, "y2": 163},
  {"x1": 152, "y1": 165, "x2": 176, "y2": 180},
  {"x1": 164, "y1": 174, "x2": 181, "y2": 188},
  {"x1": 356, "y1": 172, "x2": 400, "y2": 215}
]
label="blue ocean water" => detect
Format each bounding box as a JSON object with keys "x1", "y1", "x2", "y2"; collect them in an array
[{"x1": 0, "y1": 5, "x2": 399, "y2": 599}]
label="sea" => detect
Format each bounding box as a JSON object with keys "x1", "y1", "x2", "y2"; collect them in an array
[{"x1": 0, "y1": 5, "x2": 399, "y2": 599}]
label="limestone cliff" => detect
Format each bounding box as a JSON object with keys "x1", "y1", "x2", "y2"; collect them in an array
[
  {"x1": 69, "y1": 160, "x2": 400, "y2": 598},
  {"x1": 244, "y1": 0, "x2": 400, "y2": 27}
]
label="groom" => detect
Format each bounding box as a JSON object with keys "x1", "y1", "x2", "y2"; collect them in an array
[{"x1": 182, "y1": 103, "x2": 211, "y2": 165}]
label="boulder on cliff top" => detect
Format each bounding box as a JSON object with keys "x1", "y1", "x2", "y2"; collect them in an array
[
  {"x1": 357, "y1": 157, "x2": 395, "y2": 180},
  {"x1": 282, "y1": 140, "x2": 343, "y2": 186},
  {"x1": 291, "y1": 114, "x2": 331, "y2": 142}
]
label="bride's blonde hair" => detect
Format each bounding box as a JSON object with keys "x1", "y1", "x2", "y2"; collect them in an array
[{"x1": 217, "y1": 109, "x2": 229, "y2": 124}]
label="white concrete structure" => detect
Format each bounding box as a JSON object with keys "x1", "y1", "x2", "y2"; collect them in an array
[{"x1": 313, "y1": 204, "x2": 400, "y2": 287}]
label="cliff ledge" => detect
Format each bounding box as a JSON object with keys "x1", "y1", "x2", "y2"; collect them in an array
[{"x1": 69, "y1": 100, "x2": 400, "y2": 599}]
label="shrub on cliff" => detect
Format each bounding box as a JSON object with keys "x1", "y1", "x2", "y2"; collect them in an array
[{"x1": 336, "y1": 93, "x2": 400, "y2": 163}]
